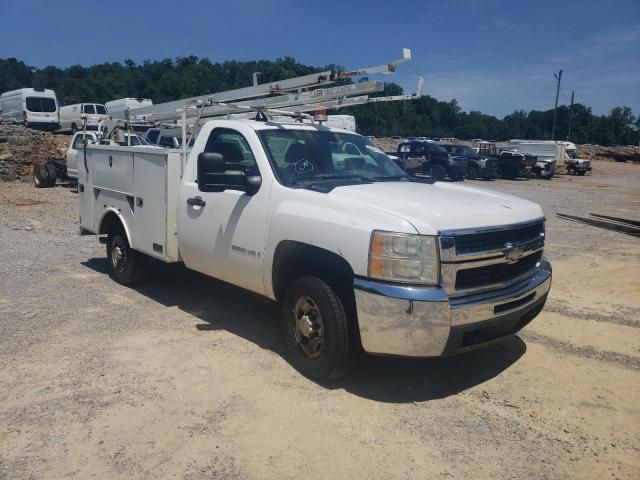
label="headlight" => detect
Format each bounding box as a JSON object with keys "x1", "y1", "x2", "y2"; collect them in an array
[{"x1": 368, "y1": 231, "x2": 439, "y2": 284}]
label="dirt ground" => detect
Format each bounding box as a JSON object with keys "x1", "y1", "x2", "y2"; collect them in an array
[{"x1": 0, "y1": 162, "x2": 639, "y2": 479}]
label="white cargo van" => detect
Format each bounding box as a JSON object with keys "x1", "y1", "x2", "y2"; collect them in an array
[
  {"x1": 0, "y1": 88, "x2": 60, "y2": 131},
  {"x1": 58, "y1": 103, "x2": 107, "y2": 133},
  {"x1": 323, "y1": 115, "x2": 356, "y2": 132},
  {"x1": 105, "y1": 98, "x2": 153, "y2": 120}
]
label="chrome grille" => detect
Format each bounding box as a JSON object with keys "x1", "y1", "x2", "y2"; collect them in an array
[
  {"x1": 455, "y1": 252, "x2": 542, "y2": 290},
  {"x1": 439, "y1": 219, "x2": 545, "y2": 296},
  {"x1": 454, "y1": 222, "x2": 544, "y2": 256}
]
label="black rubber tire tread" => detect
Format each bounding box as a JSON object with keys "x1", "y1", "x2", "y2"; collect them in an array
[
  {"x1": 577, "y1": 171, "x2": 586, "y2": 176},
  {"x1": 71, "y1": 123, "x2": 77, "y2": 134},
  {"x1": 466, "y1": 165, "x2": 478, "y2": 180},
  {"x1": 33, "y1": 164, "x2": 49, "y2": 188},
  {"x1": 106, "y1": 225, "x2": 147, "y2": 286},
  {"x1": 282, "y1": 277, "x2": 353, "y2": 381},
  {"x1": 430, "y1": 164, "x2": 446, "y2": 181},
  {"x1": 45, "y1": 162, "x2": 57, "y2": 187}
]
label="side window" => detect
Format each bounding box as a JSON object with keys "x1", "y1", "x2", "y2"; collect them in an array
[
  {"x1": 159, "y1": 136, "x2": 176, "y2": 148},
  {"x1": 204, "y1": 129, "x2": 257, "y2": 174},
  {"x1": 146, "y1": 130, "x2": 159, "y2": 144},
  {"x1": 83, "y1": 104, "x2": 95, "y2": 114},
  {"x1": 411, "y1": 143, "x2": 424, "y2": 155}
]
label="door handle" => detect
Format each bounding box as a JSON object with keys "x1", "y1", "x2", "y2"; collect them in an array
[{"x1": 187, "y1": 197, "x2": 206, "y2": 207}]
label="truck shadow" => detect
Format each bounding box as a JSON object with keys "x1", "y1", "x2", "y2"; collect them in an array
[{"x1": 83, "y1": 257, "x2": 526, "y2": 403}]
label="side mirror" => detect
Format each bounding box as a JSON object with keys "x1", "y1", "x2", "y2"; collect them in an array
[
  {"x1": 245, "y1": 175, "x2": 262, "y2": 196},
  {"x1": 197, "y1": 152, "x2": 226, "y2": 192},
  {"x1": 197, "y1": 151, "x2": 262, "y2": 195}
]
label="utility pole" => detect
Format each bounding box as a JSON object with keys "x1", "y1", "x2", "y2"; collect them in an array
[
  {"x1": 567, "y1": 90, "x2": 575, "y2": 141},
  {"x1": 551, "y1": 70, "x2": 562, "y2": 140}
]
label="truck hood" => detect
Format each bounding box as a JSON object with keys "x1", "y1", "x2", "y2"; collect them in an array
[{"x1": 327, "y1": 181, "x2": 543, "y2": 235}]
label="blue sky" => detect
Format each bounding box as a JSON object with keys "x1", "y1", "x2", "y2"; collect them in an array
[{"x1": 1, "y1": 0, "x2": 638, "y2": 118}]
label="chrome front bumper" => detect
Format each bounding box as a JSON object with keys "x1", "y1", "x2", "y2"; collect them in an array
[{"x1": 353, "y1": 257, "x2": 552, "y2": 357}]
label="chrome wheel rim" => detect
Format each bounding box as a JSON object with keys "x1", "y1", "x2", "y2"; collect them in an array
[
  {"x1": 111, "y1": 237, "x2": 127, "y2": 273},
  {"x1": 292, "y1": 295, "x2": 324, "y2": 358}
]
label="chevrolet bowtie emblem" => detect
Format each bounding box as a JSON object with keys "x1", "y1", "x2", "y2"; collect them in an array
[{"x1": 503, "y1": 242, "x2": 525, "y2": 263}]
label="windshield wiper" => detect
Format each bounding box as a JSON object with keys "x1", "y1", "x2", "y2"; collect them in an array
[
  {"x1": 290, "y1": 174, "x2": 376, "y2": 185},
  {"x1": 372, "y1": 174, "x2": 411, "y2": 181}
]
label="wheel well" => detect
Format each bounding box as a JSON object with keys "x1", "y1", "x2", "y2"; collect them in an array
[
  {"x1": 272, "y1": 241, "x2": 355, "y2": 306},
  {"x1": 99, "y1": 211, "x2": 125, "y2": 237}
]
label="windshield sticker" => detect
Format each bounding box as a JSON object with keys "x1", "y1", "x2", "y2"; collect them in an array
[
  {"x1": 295, "y1": 159, "x2": 314, "y2": 174},
  {"x1": 365, "y1": 145, "x2": 384, "y2": 154}
]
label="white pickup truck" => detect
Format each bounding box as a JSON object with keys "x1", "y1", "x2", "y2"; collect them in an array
[{"x1": 77, "y1": 119, "x2": 552, "y2": 380}]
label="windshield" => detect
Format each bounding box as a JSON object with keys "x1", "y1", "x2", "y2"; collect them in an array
[
  {"x1": 25, "y1": 97, "x2": 56, "y2": 113},
  {"x1": 259, "y1": 129, "x2": 409, "y2": 186}
]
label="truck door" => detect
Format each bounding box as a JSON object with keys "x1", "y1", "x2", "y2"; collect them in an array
[{"x1": 178, "y1": 127, "x2": 270, "y2": 295}]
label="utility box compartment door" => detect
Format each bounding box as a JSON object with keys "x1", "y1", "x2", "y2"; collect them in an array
[{"x1": 132, "y1": 152, "x2": 168, "y2": 258}]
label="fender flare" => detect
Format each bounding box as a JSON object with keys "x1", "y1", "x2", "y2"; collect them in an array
[{"x1": 98, "y1": 208, "x2": 133, "y2": 246}]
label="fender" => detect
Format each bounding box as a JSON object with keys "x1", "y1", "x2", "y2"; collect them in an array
[{"x1": 98, "y1": 207, "x2": 133, "y2": 246}]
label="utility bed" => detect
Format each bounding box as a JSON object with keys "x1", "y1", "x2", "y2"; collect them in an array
[{"x1": 78, "y1": 144, "x2": 182, "y2": 262}]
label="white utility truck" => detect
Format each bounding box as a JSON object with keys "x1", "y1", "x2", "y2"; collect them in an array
[
  {"x1": 506, "y1": 140, "x2": 565, "y2": 178},
  {"x1": 0, "y1": 88, "x2": 60, "y2": 131},
  {"x1": 77, "y1": 52, "x2": 551, "y2": 380},
  {"x1": 560, "y1": 141, "x2": 592, "y2": 175}
]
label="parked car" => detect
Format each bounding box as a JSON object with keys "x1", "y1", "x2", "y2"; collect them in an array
[
  {"x1": 394, "y1": 141, "x2": 466, "y2": 181},
  {"x1": 438, "y1": 144, "x2": 497, "y2": 180},
  {"x1": 144, "y1": 127, "x2": 195, "y2": 149},
  {"x1": 0, "y1": 88, "x2": 60, "y2": 131},
  {"x1": 77, "y1": 118, "x2": 552, "y2": 380},
  {"x1": 59, "y1": 103, "x2": 108, "y2": 133}
]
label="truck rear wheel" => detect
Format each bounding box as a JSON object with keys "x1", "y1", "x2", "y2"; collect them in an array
[
  {"x1": 33, "y1": 164, "x2": 49, "y2": 187},
  {"x1": 106, "y1": 226, "x2": 147, "y2": 286},
  {"x1": 282, "y1": 277, "x2": 354, "y2": 381},
  {"x1": 45, "y1": 162, "x2": 57, "y2": 187},
  {"x1": 466, "y1": 165, "x2": 478, "y2": 180}
]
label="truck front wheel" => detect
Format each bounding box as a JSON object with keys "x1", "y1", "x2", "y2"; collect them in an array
[
  {"x1": 283, "y1": 277, "x2": 354, "y2": 381},
  {"x1": 106, "y1": 227, "x2": 146, "y2": 286}
]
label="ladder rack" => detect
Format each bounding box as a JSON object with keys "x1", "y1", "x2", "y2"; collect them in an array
[{"x1": 127, "y1": 48, "x2": 422, "y2": 126}]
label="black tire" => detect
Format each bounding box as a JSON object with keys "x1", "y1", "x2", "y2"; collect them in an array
[
  {"x1": 33, "y1": 164, "x2": 49, "y2": 188},
  {"x1": 430, "y1": 164, "x2": 446, "y2": 181},
  {"x1": 466, "y1": 165, "x2": 479, "y2": 180},
  {"x1": 577, "y1": 170, "x2": 586, "y2": 176},
  {"x1": 45, "y1": 162, "x2": 57, "y2": 187},
  {"x1": 282, "y1": 277, "x2": 354, "y2": 381},
  {"x1": 71, "y1": 123, "x2": 78, "y2": 134},
  {"x1": 106, "y1": 225, "x2": 147, "y2": 286}
]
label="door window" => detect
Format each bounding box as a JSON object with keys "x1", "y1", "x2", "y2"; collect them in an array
[
  {"x1": 203, "y1": 128, "x2": 258, "y2": 176},
  {"x1": 95, "y1": 105, "x2": 106, "y2": 114},
  {"x1": 82, "y1": 104, "x2": 96, "y2": 114}
]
